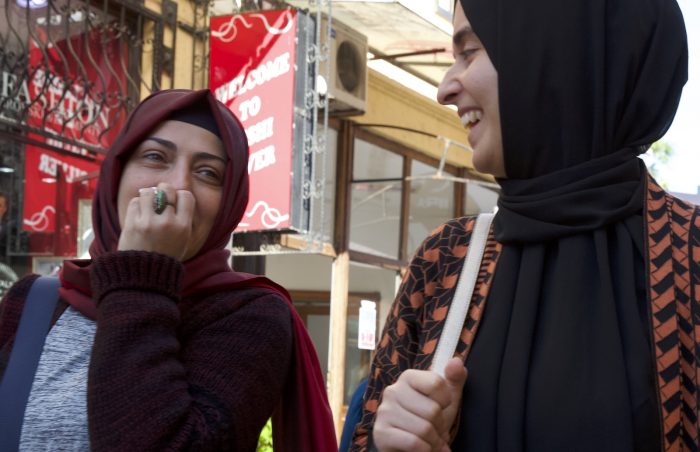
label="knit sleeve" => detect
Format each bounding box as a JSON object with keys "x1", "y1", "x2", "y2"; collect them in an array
[{"x1": 86, "y1": 250, "x2": 293, "y2": 452}]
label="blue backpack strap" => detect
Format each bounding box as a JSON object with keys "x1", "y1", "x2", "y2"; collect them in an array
[{"x1": 0, "y1": 276, "x2": 61, "y2": 451}]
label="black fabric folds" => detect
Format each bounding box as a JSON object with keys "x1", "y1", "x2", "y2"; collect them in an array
[
  {"x1": 462, "y1": 0, "x2": 687, "y2": 179},
  {"x1": 451, "y1": 0, "x2": 688, "y2": 449},
  {"x1": 453, "y1": 214, "x2": 661, "y2": 451},
  {"x1": 494, "y1": 151, "x2": 645, "y2": 243}
]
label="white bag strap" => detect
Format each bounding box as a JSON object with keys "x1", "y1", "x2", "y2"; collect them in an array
[{"x1": 432, "y1": 213, "x2": 495, "y2": 378}]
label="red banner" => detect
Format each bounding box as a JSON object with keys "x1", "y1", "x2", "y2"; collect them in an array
[
  {"x1": 26, "y1": 27, "x2": 128, "y2": 148},
  {"x1": 22, "y1": 28, "x2": 127, "y2": 236},
  {"x1": 23, "y1": 143, "x2": 99, "y2": 235},
  {"x1": 210, "y1": 10, "x2": 298, "y2": 231}
]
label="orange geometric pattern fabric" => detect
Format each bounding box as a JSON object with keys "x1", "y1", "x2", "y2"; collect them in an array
[
  {"x1": 350, "y1": 175, "x2": 700, "y2": 451},
  {"x1": 350, "y1": 216, "x2": 502, "y2": 450},
  {"x1": 646, "y1": 177, "x2": 700, "y2": 451}
]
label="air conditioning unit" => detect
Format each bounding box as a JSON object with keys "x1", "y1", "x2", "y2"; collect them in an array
[{"x1": 319, "y1": 16, "x2": 368, "y2": 116}]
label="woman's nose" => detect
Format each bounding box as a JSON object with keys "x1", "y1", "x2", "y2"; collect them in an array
[
  {"x1": 437, "y1": 73, "x2": 462, "y2": 106},
  {"x1": 168, "y1": 161, "x2": 192, "y2": 192}
]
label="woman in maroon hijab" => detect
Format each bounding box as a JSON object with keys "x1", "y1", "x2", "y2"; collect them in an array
[{"x1": 0, "y1": 89, "x2": 336, "y2": 451}]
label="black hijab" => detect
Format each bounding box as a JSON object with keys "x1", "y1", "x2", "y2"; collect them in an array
[
  {"x1": 452, "y1": 0, "x2": 688, "y2": 450},
  {"x1": 465, "y1": 0, "x2": 687, "y2": 180}
]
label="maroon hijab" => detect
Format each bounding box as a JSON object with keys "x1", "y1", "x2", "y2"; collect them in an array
[{"x1": 59, "y1": 89, "x2": 337, "y2": 451}]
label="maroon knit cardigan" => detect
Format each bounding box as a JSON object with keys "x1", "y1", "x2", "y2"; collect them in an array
[{"x1": 0, "y1": 251, "x2": 293, "y2": 451}]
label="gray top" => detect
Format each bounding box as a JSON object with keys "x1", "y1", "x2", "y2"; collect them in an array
[{"x1": 19, "y1": 306, "x2": 94, "y2": 451}]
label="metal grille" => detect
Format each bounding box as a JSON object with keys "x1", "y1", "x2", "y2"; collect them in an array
[
  {"x1": 186, "y1": 0, "x2": 210, "y2": 90},
  {"x1": 0, "y1": 0, "x2": 177, "y2": 154}
]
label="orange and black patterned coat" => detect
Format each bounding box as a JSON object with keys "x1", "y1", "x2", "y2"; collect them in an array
[{"x1": 351, "y1": 176, "x2": 700, "y2": 451}]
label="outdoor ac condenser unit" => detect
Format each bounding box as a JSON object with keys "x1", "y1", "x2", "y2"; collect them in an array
[{"x1": 319, "y1": 16, "x2": 368, "y2": 116}]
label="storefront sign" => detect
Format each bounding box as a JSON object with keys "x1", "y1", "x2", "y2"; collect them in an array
[
  {"x1": 209, "y1": 10, "x2": 300, "y2": 232},
  {"x1": 23, "y1": 144, "x2": 99, "y2": 233},
  {"x1": 21, "y1": 28, "x2": 126, "y2": 234},
  {"x1": 25, "y1": 28, "x2": 126, "y2": 148},
  {"x1": 0, "y1": 70, "x2": 31, "y2": 115},
  {"x1": 358, "y1": 300, "x2": 377, "y2": 350}
]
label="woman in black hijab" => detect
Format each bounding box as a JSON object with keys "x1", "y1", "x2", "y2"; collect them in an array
[{"x1": 351, "y1": 0, "x2": 696, "y2": 450}]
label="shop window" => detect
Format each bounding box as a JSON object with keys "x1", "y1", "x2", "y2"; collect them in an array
[
  {"x1": 344, "y1": 300, "x2": 373, "y2": 402},
  {"x1": 349, "y1": 139, "x2": 403, "y2": 259},
  {"x1": 287, "y1": 288, "x2": 379, "y2": 393},
  {"x1": 407, "y1": 159, "x2": 455, "y2": 257},
  {"x1": 345, "y1": 261, "x2": 398, "y2": 405},
  {"x1": 0, "y1": 0, "x2": 176, "y2": 295}
]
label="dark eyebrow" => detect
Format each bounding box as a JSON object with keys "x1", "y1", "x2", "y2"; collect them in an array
[
  {"x1": 453, "y1": 25, "x2": 476, "y2": 48},
  {"x1": 144, "y1": 137, "x2": 228, "y2": 164},
  {"x1": 145, "y1": 136, "x2": 176, "y2": 151},
  {"x1": 193, "y1": 151, "x2": 228, "y2": 165}
]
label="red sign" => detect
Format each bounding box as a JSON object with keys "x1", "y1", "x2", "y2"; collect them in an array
[
  {"x1": 210, "y1": 10, "x2": 299, "y2": 231},
  {"x1": 26, "y1": 28, "x2": 127, "y2": 149},
  {"x1": 23, "y1": 143, "x2": 99, "y2": 234},
  {"x1": 22, "y1": 28, "x2": 126, "y2": 236}
]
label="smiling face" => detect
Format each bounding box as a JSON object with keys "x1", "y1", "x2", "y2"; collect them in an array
[
  {"x1": 437, "y1": 2, "x2": 505, "y2": 178},
  {"x1": 116, "y1": 120, "x2": 227, "y2": 261}
]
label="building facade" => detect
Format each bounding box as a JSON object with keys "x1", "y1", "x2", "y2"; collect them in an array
[
  {"x1": 0, "y1": 0, "x2": 498, "y2": 438},
  {"x1": 218, "y1": 1, "x2": 500, "y2": 433}
]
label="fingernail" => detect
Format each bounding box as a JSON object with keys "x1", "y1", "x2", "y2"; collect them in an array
[{"x1": 139, "y1": 187, "x2": 156, "y2": 195}]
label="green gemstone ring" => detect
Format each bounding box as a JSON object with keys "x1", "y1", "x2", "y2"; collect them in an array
[{"x1": 153, "y1": 189, "x2": 170, "y2": 215}]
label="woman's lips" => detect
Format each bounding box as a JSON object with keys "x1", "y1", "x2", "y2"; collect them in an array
[{"x1": 460, "y1": 110, "x2": 483, "y2": 148}]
